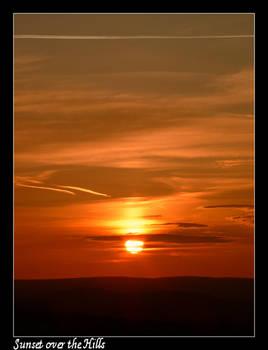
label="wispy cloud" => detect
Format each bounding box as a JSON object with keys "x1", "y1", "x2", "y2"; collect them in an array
[
  {"x1": 58, "y1": 185, "x2": 110, "y2": 197},
  {"x1": 176, "y1": 223, "x2": 208, "y2": 228},
  {"x1": 14, "y1": 34, "x2": 254, "y2": 40},
  {"x1": 143, "y1": 214, "x2": 163, "y2": 219},
  {"x1": 15, "y1": 174, "x2": 110, "y2": 198},
  {"x1": 204, "y1": 204, "x2": 254, "y2": 209},
  {"x1": 84, "y1": 233, "x2": 231, "y2": 244},
  {"x1": 215, "y1": 159, "x2": 251, "y2": 168},
  {"x1": 152, "y1": 222, "x2": 208, "y2": 228},
  {"x1": 15, "y1": 171, "x2": 56, "y2": 185},
  {"x1": 16, "y1": 183, "x2": 75, "y2": 195},
  {"x1": 226, "y1": 214, "x2": 254, "y2": 226}
]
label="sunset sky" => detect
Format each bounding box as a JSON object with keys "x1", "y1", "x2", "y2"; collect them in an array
[{"x1": 14, "y1": 14, "x2": 254, "y2": 279}]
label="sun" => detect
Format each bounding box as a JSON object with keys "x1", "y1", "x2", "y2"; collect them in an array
[{"x1": 125, "y1": 240, "x2": 144, "y2": 254}]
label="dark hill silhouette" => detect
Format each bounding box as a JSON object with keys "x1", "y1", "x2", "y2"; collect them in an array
[{"x1": 14, "y1": 276, "x2": 254, "y2": 336}]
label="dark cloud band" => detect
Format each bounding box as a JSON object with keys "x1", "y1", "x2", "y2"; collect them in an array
[{"x1": 84, "y1": 233, "x2": 231, "y2": 244}]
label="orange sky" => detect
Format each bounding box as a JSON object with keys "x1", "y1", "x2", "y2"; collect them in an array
[{"x1": 14, "y1": 14, "x2": 254, "y2": 279}]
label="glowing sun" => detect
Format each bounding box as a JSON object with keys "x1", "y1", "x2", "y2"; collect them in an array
[{"x1": 125, "y1": 240, "x2": 144, "y2": 254}]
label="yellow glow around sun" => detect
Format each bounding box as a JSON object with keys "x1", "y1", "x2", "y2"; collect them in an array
[
  {"x1": 127, "y1": 228, "x2": 142, "y2": 234},
  {"x1": 112, "y1": 206, "x2": 150, "y2": 234},
  {"x1": 125, "y1": 240, "x2": 144, "y2": 254},
  {"x1": 114, "y1": 219, "x2": 148, "y2": 234}
]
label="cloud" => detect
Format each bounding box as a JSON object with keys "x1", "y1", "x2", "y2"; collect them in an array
[
  {"x1": 152, "y1": 222, "x2": 208, "y2": 228},
  {"x1": 58, "y1": 185, "x2": 110, "y2": 198},
  {"x1": 84, "y1": 233, "x2": 231, "y2": 244},
  {"x1": 143, "y1": 215, "x2": 163, "y2": 219},
  {"x1": 15, "y1": 174, "x2": 111, "y2": 199},
  {"x1": 15, "y1": 55, "x2": 50, "y2": 74},
  {"x1": 15, "y1": 119, "x2": 253, "y2": 170},
  {"x1": 215, "y1": 159, "x2": 251, "y2": 168},
  {"x1": 16, "y1": 183, "x2": 75, "y2": 195},
  {"x1": 177, "y1": 223, "x2": 208, "y2": 228},
  {"x1": 226, "y1": 214, "x2": 254, "y2": 225},
  {"x1": 14, "y1": 34, "x2": 254, "y2": 40},
  {"x1": 204, "y1": 204, "x2": 254, "y2": 209},
  {"x1": 15, "y1": 170, "x2": 56, "y2": 185}
]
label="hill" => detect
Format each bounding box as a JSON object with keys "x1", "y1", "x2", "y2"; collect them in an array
[{"x1": 14, "y1": 276, "x2": 254, "y2": 336}]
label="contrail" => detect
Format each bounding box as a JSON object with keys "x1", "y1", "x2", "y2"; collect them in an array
[
  {"x1": 16, "y1": 183, "x2": 75, "y2": 195},
  {"x1": 58, "y1": 185, "x2": 110, "y2": 197},
  {"x1": 16, "y1": 182, "x2": 110, "y2": 197},
  {"x1": 14, "y1": 34, "x2": 254, "y2": 40}
]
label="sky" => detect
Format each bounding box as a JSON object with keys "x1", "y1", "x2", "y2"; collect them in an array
[{"x1": 14, "y1": 14, "x2": 254, "y2": 279}]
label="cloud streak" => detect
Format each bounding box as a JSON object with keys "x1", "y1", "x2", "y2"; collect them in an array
[
  {"x1": 152, "y1": 222, "x2": 208, "y2": 228},
  {"x1": 176, "y1": 223, "x2": 208, "y2": 228},
  {"x1": 204, "y1": 204, "x2": 254, "y2": 209},
  {"x1": 16, "y1": 183, "x2": 75, "y2": 195},
  {"x1": 16, "y1": 180, "x2": 110, "y2": 198},
  {"x1": 84, "y1": 233, "x2": 231, "y2": 244},
  {"x1": 14, "y1": 34, "x2": 254, "y2": 40},
  {"x1": 58, "y1": 185, "x2": 110, "y2": 197},
  {"x1": 226, "y1": 214, "x2": 254, "y2": 225}
]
